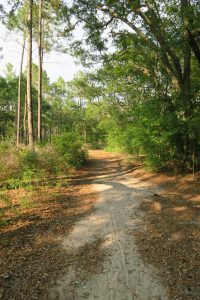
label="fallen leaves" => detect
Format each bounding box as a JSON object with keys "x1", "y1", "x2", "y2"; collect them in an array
[
  {"x1": 0, "y1": 170, "x2": 98, "y2": 300},
  {"x1": 133, "y1": 172, "x2": 200, "y2": 300}
]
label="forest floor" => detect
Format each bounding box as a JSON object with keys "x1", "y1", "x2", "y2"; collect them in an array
[{"x1": 1, "y1": 150, "x2": 200, "y2": 299}]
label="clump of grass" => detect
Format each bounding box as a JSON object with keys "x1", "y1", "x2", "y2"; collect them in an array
[
  {"x1": 0, "y1": 192, "x2": 12, "y2": 227},
  {"x1": 19, "y1": 197, "x2": 36, "y2": 209},
  {"x1": 0, "y1": 192, "x2": 12, "y2": 208},
  {"x1": 0, "y1": 219, "x2": 10, "y2": 227}
]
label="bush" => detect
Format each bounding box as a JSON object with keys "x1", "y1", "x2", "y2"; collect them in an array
[
  {"x1": 0, "y1": 134, "x2": 88, "y2": 189},
  {"x1": 53, "y1": 133, "x2": 88, "y2": 167},
  {"x1": 0, "y1": 142, "x2": 22, "y2": 182}
]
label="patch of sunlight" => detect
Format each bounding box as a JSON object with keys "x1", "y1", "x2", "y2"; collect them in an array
[
  {"x1": 91, "y1": 215, "x2": 109, "y2": 225},
  {"x1": 190, "y1": 195, "x2": 200, "y2": 202},
  {"x1": 151, "y1": 201, "x2": 162, "y2": 212},
  {"x1": 171, "y1": 231, "x2": 183, "y2": 241},
  {"x1": 95, "y1": 183, "x2": 113, "y2": 192},
  {"x1": 172, "y1": 206, "x2": 187, "y2": 212},
  {"x1": 63, "y1": 214, "x2": 110, "y2": 249},
  {"x1": 103, "y1": 233, "x2": 114, "y2": 246}
]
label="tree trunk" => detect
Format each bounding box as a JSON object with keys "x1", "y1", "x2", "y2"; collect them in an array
[
  {"x1": 181, "y1": 0, "x2": 191, "y2": 115},
  {"x1": 38, "y1": 0, "x2": 43, "y2": 142},
  {"x1": 187, "y1": 29, "x2": 200, "y2": 65},
  {"x1": 49, "y1": 122, "x2": 52, "y2": 141},
  {"x1": 180, "y1": 0, "x2": 192, "y2": 167},
  {"x1": 23, "y1": 94, "x2": 27, "y2": 144},
  {"x1": 27, "y1": 0, "x2": 34, "y2": 147},
  {"x1": 16, "y1": 33, "x2": 26, "y2": 146}
]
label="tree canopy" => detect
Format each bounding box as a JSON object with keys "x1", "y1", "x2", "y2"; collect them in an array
[{"x1": 0, "y1": 0, "x2": 200, "y2": 171}]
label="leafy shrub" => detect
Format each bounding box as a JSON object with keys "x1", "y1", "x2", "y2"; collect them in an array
[
  {"x1": 36, "y1": 145, "x2": 61, "y2": 175},
  {"x1": 0, "y1": 134, "x2": 88, "y2": 189},
  {"x1": 104, "y1": 97, "x2": 191, "y2": 171},
  {"x1": 53, "y1": 133, "x2": 88, "y2": 167},
  {"x1": 6, "y1": 178, "x2": 22, "y2": 189},
  {"x1": 0, "y1": 141, "x2": 21, "y2": 182}
]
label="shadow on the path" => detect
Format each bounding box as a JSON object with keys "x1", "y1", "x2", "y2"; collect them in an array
[{"x1": 1, "y1": 151, "x2": 200, "y2": 300}]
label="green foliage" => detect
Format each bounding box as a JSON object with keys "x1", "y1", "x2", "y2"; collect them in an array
[
  {"x1": 64, "y1": 0, "x2": 200, "y2": 172},
  {"x1": 20, "y1": 150, "x2": 38, "y2": 170},
  {"x1": 6, "y1": 178, "x2": 22, "y2": 189},
  {"x1": 19, "y1": 197, "x2": 35, "y2": 209},
  {"x1": 0, "y1": 192, "x2": 12, "y2": 207},
  {"x1": 1, "y1": 0, "x2": 200, "y2": 174},
  {"x1": 0, "y1": 136, "x2": 88, "y2": 190},
  {"x1": 53, "y1": 133, "x2": 88, "y2": 167},
  {"x1": 0, "y1": 192, "x2": 12, "y2": 225},
  {"x1": 0, "y1": 219, "x2": 10, "y2": 227},
  {"x1": 104, "y1": 97, "x2": 187, "y2": 171},
  {"x1": 0, "y1": 142, "x2": 21, "y2": 182}
]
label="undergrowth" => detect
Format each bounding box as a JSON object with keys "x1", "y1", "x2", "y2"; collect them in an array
[{"x1": 0, "y1": 133, "x2": 88, "y2": 225}]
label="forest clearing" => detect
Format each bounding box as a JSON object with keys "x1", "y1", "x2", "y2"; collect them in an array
[{"x1": 0, "y1": 0, "x2": 200, "y2": 299}]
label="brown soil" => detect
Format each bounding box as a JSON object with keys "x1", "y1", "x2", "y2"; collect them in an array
[
  {"x1": 132, "y1": 168, "x2": 200, "y2": 299},
  {"x1": 1, "y1": 151, "x2": 200, "y2": 300},
  {"x1": 49, "y1": 151, "x2": 167, "y2": 300},
  {"x1": 0, "y1": 167, "x2": 98, "y2": 300}
]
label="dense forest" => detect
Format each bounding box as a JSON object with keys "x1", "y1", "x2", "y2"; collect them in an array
[{"x1": 0, "y1": 0, "x2": 200, "y2": 178}]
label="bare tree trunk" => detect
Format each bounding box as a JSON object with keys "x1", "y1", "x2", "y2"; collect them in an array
[
  {"x1": 84, "y1": 122, "x2": 87, "y2": 143},
  {"x1": 38, "y1": 0, "x2": 43, "y2": 142},
  {"x1": 23, "y1": 94, "x2": 27, "y2": 144},
  {"x1": 180, "y1": 0, "x2": 192, "y2": 167},
  {"x1": 16, "y1": 33, "x2": 26, "y2": 146},
  {"x1": 181, "y1": 0, "x2": 191, "y2": 114},
  {"x1": 49, "y1": 123, "x2": 52, "y2": 141},
  {"x1": 27, "y1": 0, "x2": 34, "y2": 147}
]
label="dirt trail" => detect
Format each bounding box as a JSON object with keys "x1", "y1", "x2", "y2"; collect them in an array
[{"x1": 50, "y1": 150, "x2": 167, "y2": 300}]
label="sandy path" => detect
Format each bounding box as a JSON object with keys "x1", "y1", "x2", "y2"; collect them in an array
[{"x1": 49, "y1": 150, "x2": 167, "y2": 300}]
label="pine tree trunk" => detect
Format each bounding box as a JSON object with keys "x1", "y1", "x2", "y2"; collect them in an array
[
  {"x1": 16, "y1": 33, "x2": 26, "y2": 146},
  {"x1": 27, "y1": 0, "x2": 34, "y2": 147},
  {"x1": 23, "y1": 94, "x2": 27, "y2": 144},
  {"x1": 38, "y1": 0, "x2": 43, "y2": 142}
]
